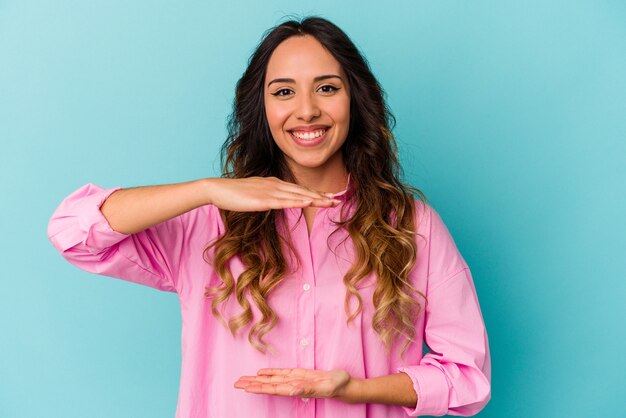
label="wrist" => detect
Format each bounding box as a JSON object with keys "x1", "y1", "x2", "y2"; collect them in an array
[
  {"x1": 201, "y1": 177, "x2": 220, "y2": 206},
  {"x1": 336, "y1": 377, "x2": 365, "y2": 404}
]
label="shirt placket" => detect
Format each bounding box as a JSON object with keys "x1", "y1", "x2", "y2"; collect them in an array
[{"x1": 293, "y1": 208, "x2": 319, "y2": 418}]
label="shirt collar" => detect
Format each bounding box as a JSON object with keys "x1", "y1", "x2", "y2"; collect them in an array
[{"x1": 327, "y1": 172, "x2": 354, "y2": 201}]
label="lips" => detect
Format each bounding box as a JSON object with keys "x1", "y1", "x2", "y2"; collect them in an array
[
  {"x1": 290, "y1": 128, "x2": 326, "y2": 140},
  {"x1": 288, "y1": 127, "x2": 329, "y2": 147}
]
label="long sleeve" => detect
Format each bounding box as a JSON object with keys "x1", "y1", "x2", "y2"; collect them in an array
[
  {"x1": 397, "y1": 207, "x2": 491, "y2": 416},
  {"x1": 47, "y1": 183, "x2": 213, "y2": 293}
]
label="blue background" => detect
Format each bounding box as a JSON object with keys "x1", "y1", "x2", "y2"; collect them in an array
[{"x1": 1, "y1": 1, "x2": 625, "y2": 417}]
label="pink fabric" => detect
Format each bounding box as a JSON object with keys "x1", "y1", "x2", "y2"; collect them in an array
[{"x1": 47, "y1": 178, "x2": 491, "y2": 417}]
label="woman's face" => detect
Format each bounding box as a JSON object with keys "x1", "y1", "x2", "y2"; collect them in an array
[{"x1": 264, "y1": 35, "x2": 350, "y2": 177}]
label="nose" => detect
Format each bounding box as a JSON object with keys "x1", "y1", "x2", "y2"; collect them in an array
[{"x1": 295, "y1": 92, "x2": 321, "y2": 121}]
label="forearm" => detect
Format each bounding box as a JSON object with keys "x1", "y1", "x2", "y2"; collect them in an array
[
  {"x1": 336, "y1": 372, "x2": 417, "y2": 408},
  {"x1": 100, "y1": 178, "x2": 216, "y2": 234}
]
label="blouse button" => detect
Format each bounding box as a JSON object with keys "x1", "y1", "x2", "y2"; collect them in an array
[
  {"x1": 300, "y1": 338, "x2": 309, "y2": 346},
  {"x1": 303, "y1": 283, "x2": 311, "y2": 291},
  {"x1": 301, "y1": 398, "x2": 310, "y2": 403}
]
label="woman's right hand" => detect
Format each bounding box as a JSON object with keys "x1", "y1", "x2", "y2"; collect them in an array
[
  {"x1": 97, "y1": 176, "x2": 339, "y2": 235},
  {"x1": 205, "y1": 177, "x2": 341, "y2": 212}
]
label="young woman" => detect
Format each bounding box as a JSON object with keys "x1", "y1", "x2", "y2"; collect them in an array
[{"x1": 48, "y1": 16, "x2": 491, "y2": 417}]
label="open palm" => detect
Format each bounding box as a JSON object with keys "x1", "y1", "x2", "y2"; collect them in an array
[{"x1": 234, "y1": 368, "x2": 351, "y2": 399}]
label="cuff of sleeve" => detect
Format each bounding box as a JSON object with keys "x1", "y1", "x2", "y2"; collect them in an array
[
  {"x1": 397, "y1": 364, "x2": 450, "y2": 417},
  {"x1": 48, "y1": 184, "x2": 130, "y2": 253}
]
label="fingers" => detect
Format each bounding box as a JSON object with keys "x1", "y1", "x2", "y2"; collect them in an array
[
  {"x1": 257, "y1": 368, "x2": 311, "y2": 377},
  {"x1": 237, "y1": 381, "x2": 305, "y2": 397},
  {"x1": 237, "y1": 375, "x2": 308, "y2": 385},
  {"x1": 267, "y1": 194, "x2": 340, "y2": 209},
  {"x1": 274, "y1": 180, "x2": 338, "y2": 201},
  {"x1": 216, "y1": 177, "x2": 343, "y2": 212},
  {"x1": 234, "y1": 368, "x2": 339, "y2": 399},
  {"x1": 310, "y1": 198, "x2": 341, "y2": 208},
  {"x1": 253, "y1": 177, "x2": 343, "y2": 209},
  {"x1": 236, "y1": 368, "x2": 317, "y2": 386},
  {"x1": 255, "y1": 179, "x2": 339, "y2": 208}
]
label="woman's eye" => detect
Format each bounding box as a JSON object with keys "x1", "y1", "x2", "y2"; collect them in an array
[
  {"x1": 319, "y1": 85, "x2": 339, "y2": 93},
  {"x1": 271, "y1": 88, "x2": 293, "y2": 97}
]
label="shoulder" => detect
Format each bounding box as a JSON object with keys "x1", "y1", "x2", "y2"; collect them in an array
[
  {"x1": 412, "y1": 199, "x2": 453, "y2": 240},
  {"x1": 413, "y1": 200, "x2": 470, "y2": 289},
  {"x1": 412, "y1": 198, "x2": 433, "y2": 239}
]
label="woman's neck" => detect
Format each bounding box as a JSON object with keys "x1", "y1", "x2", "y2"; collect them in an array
[{"x1": 289, "y1": 158, "x2": 349, "y2": 194}]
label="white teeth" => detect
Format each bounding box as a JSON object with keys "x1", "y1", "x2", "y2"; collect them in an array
[{"x1": 291, "y1": 129, "x2": 326, "y2": 140}]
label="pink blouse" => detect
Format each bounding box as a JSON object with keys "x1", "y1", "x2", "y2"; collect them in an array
[{"x1": 47, "y1": 178, "x2": 491, "y2": 417}]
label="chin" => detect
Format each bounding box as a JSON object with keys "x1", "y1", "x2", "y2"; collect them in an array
[{"x1": 287, "y1": 157, "x2": 331, "y2": 170}]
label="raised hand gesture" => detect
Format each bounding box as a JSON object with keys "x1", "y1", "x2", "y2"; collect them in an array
[{"x1": 207, "y1": 176, "x2": 341, "y2": 212}]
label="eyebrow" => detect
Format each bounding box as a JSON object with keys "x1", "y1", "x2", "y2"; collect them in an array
[{"x1": 267, "y1": 74, "x2": 343, "y2": 88}]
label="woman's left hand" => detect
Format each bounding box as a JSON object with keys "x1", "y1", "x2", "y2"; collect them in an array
[{"x1": 234, "y1": 368, "x2": 351, "y2": 400}]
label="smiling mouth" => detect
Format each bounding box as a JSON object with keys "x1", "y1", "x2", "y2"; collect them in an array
[{"x1": 289, "y1": 128, "x2": 327, "y2": 140}]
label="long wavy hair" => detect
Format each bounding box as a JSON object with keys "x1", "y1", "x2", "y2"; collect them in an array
[{"x1": 203, "y1": 16, "x2": 428, "y2": 356}]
